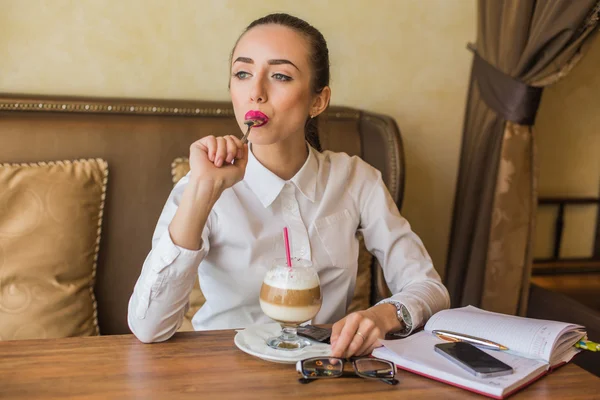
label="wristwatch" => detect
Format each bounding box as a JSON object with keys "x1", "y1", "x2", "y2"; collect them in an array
[{"x1": 377, "y1": 299, "x2": 413, "y2": 336}]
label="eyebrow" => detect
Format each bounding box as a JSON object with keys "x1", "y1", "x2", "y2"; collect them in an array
[{"x1": 233, "y1": 57, "x2": 300, "y2": 71}]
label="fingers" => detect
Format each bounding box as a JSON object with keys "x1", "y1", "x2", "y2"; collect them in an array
[
  {"x1": 330, "y1": 314, "x2": 361, "y2": 358},
  {"x1": 225, "y1": 135, "x2": 244, "y2": 158},
  {"x1": 224, "y1": 135, "x2": 240, "y2": 163},
  {"x1": 330, "y1": 312, "x2": 384, "y2": 358},
  {"x1": 200, "y1": 136, "x2": 217, "y2": 162},
  {"x1": 330, "y1": 317, "x2": 346, "y2": 350},
  {"x1": 234, "y1": 143, "x2": 249, "y2": 169},
  {"x1": 356, "y1": 325, "x2": 381, "y2": 356},
  {"x1": 213, "y1": 137, "x2": 228, "y2": 167},
  {"x1": 345, "y1": 318, "x2": 376, "y2": 358},
  {"x1": 198, "y1": 135, "x2": 244, "y2": 167}
]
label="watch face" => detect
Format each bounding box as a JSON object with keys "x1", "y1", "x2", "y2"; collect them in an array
[{"x1": 379, "y1": 300, "x2": 412, "y2": 332}]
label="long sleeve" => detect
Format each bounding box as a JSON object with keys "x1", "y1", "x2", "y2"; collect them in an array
[
  {"x1": 127, "y1": 175, "x2": 212, "y2": 343},
  {"x1": 358, "y1": 168, "x2": 450, "y2": 334}
]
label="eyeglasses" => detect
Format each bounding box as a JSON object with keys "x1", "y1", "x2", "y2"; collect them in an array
[{"x1": 296, "y1": 356, "x2": 399, "y2": 385}]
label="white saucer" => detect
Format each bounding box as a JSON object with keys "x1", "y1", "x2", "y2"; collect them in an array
[{"x1": 234, "y1": 323, "x2": 331, "y2": 364}]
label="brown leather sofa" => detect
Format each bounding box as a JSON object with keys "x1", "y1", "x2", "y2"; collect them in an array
[{"x1": 0, "y1": 93, "x2": 402, "y2": 335}]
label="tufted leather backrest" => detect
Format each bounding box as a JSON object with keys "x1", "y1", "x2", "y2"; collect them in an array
[{"x1": 0, "y1": 94, "x2": 404, "y2": 334}]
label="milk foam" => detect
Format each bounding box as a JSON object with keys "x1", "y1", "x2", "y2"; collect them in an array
[{"x1": 263, "y1": 266, "x2": 319, "y2": 290}]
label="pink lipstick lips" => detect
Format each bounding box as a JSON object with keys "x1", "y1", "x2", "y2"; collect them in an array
[{"x1": 244, "y1": 110, "x2": 269, "y2": 127}]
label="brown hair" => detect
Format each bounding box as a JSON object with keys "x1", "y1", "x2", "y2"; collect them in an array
[{"x1": 232, "y1": 13, "x2": 330, "y2": 151}]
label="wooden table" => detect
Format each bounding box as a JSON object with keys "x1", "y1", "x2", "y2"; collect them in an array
[{"x1": 1, "y1": 330, "x2": 598, "y2": 399}]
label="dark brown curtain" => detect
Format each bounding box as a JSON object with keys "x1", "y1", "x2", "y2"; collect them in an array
[{"x1": 446, "y1": 0, "x2": 600, "y2": 315}]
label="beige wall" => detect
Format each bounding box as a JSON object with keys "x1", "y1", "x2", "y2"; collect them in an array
[
  {"x1": 0, "y1": 0, "x2": 477, "y2": 275},
  {"x1": 534, "y1": 36, "x2": 600, "y2": 259}
]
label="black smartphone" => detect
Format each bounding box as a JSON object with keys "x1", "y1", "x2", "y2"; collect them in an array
[
  {"x1": 434, "y1": 342, "x2": 513, "y2": 378},
  {"x1": 297, "y1": 325, "x2": 331, "y2": 343}
]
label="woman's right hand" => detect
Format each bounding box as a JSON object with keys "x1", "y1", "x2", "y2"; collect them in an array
[{"x1": 189, "y1": 135, "x2": 249, "y2": 189}]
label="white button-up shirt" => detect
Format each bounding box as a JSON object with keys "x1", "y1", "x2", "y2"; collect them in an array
[{"x1": 128, "y1": 145, "x2": 450, "y2": 343}]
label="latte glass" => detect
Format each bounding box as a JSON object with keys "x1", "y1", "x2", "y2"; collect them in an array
[{"x1": 259, "y1": 258, "x2": 322, "y2": 350}]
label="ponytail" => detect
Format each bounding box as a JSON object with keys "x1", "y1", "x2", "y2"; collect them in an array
[{"x1": 305, "y1": 116, "x2": 322, "y2": 151}]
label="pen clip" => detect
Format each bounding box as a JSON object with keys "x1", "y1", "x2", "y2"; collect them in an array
[
  {"x1": 436, "y1": 334, "x2": 461, "y2": 343},
  {"x1": 432, "y1": 330, "x2": 508, "y2": 351}
]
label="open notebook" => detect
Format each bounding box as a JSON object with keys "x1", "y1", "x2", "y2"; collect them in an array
[{"x1": 372, "y1": 306, "x2": 585, "y2": 399}]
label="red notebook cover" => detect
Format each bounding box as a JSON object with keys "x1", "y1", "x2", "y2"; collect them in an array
[{"x1": 394, "y1": 360, "x2": 568, "y2": 399}]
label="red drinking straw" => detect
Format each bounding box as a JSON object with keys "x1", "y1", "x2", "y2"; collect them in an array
[{"x1": 283, "y1": 227, "x2": 292, "y2": 268}]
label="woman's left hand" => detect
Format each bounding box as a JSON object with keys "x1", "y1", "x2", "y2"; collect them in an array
[{"x1": 330, "y1": 304, "x2": 397, "y2": 358}]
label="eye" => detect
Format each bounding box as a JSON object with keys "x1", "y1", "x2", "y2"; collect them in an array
[
  {"x1": 233, "y1": 71, "x2": 251, "y2": 79},
  {"x1": 272, "y1": 73, "x2": 292, "y2": 82}
]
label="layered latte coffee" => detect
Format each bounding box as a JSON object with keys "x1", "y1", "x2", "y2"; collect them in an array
[{"x1": 259, "y1": 264, "x2": 322, "y2": 326}]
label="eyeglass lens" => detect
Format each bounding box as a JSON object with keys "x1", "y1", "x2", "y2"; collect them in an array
[
  {"x1": 354, "y1": 359, "x2": 395, "y2": 379},
  {"x1": 302, "y1": 359, "x2": 344, "y2": 377}
]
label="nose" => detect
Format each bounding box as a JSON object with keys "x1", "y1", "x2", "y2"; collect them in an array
[{"x1": 249, "y1": 75, "x2": 267, "y2": 104}]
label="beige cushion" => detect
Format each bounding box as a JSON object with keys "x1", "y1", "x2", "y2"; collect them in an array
[
  {"x1": 0, "y1": 159, "x2": 108, "y2": 340},
  {"x1": 171, "y1": 156, "x2": 373, "y2": 331}
]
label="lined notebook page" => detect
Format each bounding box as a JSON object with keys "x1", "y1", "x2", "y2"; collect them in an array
[{"x1": 423, "y1": 306, "x2": 583, "y2": 363}]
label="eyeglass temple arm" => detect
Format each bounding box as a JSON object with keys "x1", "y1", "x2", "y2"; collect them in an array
[{"x1": 299, "y1": 373, "x2": 398, "y2": 386}]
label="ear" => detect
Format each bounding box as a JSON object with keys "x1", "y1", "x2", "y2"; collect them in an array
[{"x1": 309, "y1": 86, "x2": 331, "y2": 118}]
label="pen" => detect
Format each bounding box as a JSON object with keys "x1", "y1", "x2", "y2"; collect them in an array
[
  {"x1": 575, "y1": 339, "x2": 599, "y2": 352},
  {"x1": 432, "y1": 330, "x2": 509, "y2": 351}
]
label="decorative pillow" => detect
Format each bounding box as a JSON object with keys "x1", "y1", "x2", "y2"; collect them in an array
[
  {"x1": 0, "y1": 159, "x2": 108, "y2": 340},
  {"x1": 171, "y1": 156, "x2": 372, "y2": 332}
]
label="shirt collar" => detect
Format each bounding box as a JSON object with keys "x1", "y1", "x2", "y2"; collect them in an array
[
  {"x1": 244, "y1": 143, "x2": 318, "y2": 208},
  {"x1": 290, "y1": 145, "x2": 318, "y2": 203}
]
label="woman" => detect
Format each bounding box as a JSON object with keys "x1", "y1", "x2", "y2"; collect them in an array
[{"x1": 128, "y1": 13, "x2": 450, "y2": 358}]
